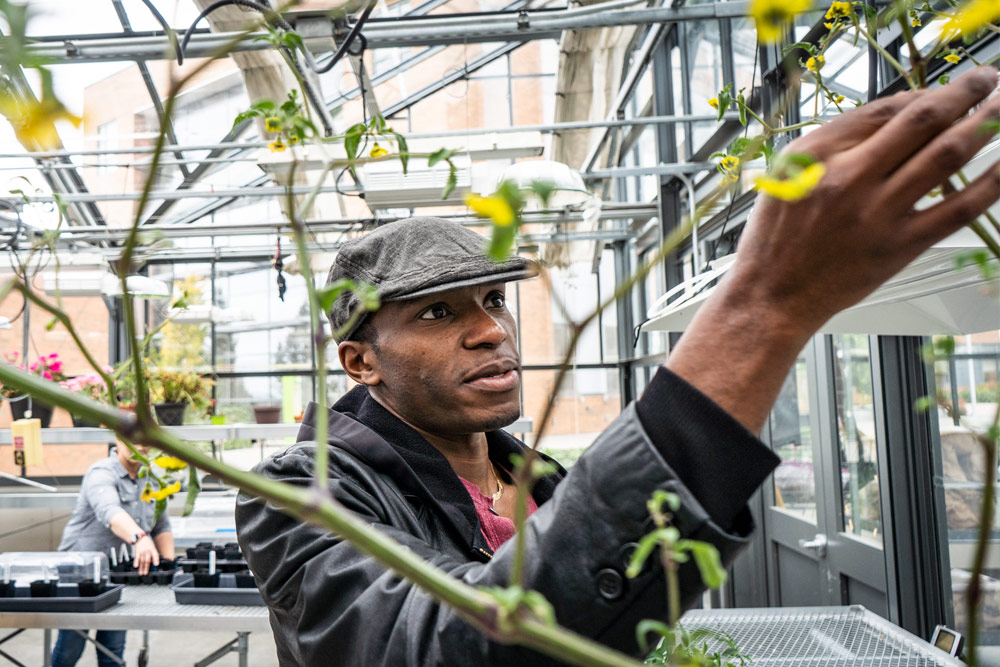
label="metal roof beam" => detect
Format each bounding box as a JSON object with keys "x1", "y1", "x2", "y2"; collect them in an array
[{"x1": 24, "y1": 2, "x2": 752, "y2": 62}]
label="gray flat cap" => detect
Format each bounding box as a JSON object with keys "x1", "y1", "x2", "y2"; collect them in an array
[{"x1": 326, "y1": 217, "x2": 536, "y2": 342}]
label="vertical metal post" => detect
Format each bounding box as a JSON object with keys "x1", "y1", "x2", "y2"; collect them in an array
[
  {"x1": 612, "y1": 240, "x2": 634, "y2": 405},
  {"x1": 652, "y1": 32, "x2": 685, "y2": 292},
  {"x1": 210, "y1": 258, "x2": 218, "y2": 412},
  {"x1": 42, "y1": 628, "x2": 51, "y2": 667},
  {"x1": 237, "y1": 632, "x2": 249, "y2": 667}
]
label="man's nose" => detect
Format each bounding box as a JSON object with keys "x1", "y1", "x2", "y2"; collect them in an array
[{"x1": 463, "y1": 307, "x2": 507, "y2": 348}]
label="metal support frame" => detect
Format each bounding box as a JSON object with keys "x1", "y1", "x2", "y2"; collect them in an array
[
  {"x1": 110, "y1": 0, "x2": 189, "y2": 179},
  {"x1": 0, "y1": 629, "x2": 27, "y2": 667},
  {"x1": 193, "y1": 632, "x2": 251, "y2": 667},
  {"x1": 25, "y1": 2, "x2": 754, "y2": 63}
]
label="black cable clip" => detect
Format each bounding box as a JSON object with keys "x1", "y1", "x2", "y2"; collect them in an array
[{"x1": 517, "y1": 10, "x2": 530, "y2": 30}]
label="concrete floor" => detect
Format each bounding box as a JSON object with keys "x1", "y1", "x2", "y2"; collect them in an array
[{"x1": 0, "y1": 627, "x2": 278, "y2": 666}]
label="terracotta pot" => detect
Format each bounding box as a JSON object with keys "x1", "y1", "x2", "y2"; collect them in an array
[{"x1": 253, "y1": 405, "x2": 282, "y2": 424}]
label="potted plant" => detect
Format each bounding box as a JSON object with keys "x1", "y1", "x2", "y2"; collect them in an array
[
  {"x1": 253, "y1": 404, "x2": 282, "y2": 424},
  {"x1": 59, "y1": 367, "x2": 113, "y2": 427},
  {"x1": 148, "y1": 369, "x2": 214, "y2": 426},
  {"x1": 2, "y1": 352, "x2": 67, "y2": 427}
]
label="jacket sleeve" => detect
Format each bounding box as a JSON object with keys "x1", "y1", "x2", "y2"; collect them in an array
[{"x1": 237, "y1": 373, "x2": 777, "y2": 666}]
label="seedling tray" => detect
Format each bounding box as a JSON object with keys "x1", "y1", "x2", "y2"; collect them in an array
[
  {"x1": 0, "y1": 583, "x2": 123, "y2": 613},
  {"x1": 171, "y1": 573, "x2": 264, "y2": 606}
]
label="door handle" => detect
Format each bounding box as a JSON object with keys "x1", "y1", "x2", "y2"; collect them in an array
[{"x1": 798, "y1": 533, "x2": 828, "y2": 558}]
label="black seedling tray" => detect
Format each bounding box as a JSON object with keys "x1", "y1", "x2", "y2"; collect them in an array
[
  {"x1": 0, "y1": 583, "x2": 123, "y2": 613},
  {"x1": 171, "y1": 572, "x2": 264, "y2": 606},
  {"x1": 178, "y1": 558, "x2": 246, "y2": 574}
]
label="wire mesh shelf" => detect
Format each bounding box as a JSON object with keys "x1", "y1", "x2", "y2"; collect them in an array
[{"x1": 680, "y1": 606, "x2": 963, "y2": 666}]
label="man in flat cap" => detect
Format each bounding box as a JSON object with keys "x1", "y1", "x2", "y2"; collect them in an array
[{"x1": 236, "y1": 67, "x2": 1000, "y2": 665}]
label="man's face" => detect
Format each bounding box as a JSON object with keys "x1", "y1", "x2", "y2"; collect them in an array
[
  {"x1": 117, "y1": 443, "x2": 150, "y2": 474},
  {"x1": 363, "y1": 282, "x2": 521, "y2": 436}
]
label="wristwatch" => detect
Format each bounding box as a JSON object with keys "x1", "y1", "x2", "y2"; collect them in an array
[{"x1": 130, "y1": 531, "x2": 148, "y2": 545}]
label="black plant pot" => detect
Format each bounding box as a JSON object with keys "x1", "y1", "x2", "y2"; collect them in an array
[
  {"x1": 70, "y1": 413, "x2": 102, "y2": 428},
  {"x1": 0, "y1": 582, "x2": 15, "y2": 598},
  {"x1": 154, "y1": 402, "x2": 188, "y2": 426},
  {"x1": 10, "y1": 398, "x2": 53, "y2": 427},
  {"x1": 29, "y1": 580, "x2": 57, "y2": 597},
  {"x1": 153, "y1": 570, "x2": 175, "y2": 586},
  {"x1": 158, "y1": 559, "x2": 176, "y2": 571},
  {"x1": 77, "y1": 581, "x2": 106, "y2": 597},
  {"x1": 234, "y1": 571, "x2": 256, "y2": 589},
  {"x1": 193, "y1": 573, "x2": 219, "y2": 588}
]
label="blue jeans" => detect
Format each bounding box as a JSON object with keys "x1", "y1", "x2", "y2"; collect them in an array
[{"x1": 51, "y1": 629, "x2": 126, "y2": 667}]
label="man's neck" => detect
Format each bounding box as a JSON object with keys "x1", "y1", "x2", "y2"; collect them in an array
[{"x1": 368, "y1": 390, "x2": 492, "y2": 490}]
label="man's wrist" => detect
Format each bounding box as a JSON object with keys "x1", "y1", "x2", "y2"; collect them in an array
[{"x1": 130, "y1": 531, "x2": 148, "y2": 545}]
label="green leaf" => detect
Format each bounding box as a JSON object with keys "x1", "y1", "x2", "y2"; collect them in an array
[
  {"x1": 650, "y1": 488, "x2": 681, "y2": 513},
  {"x1": 679, "y1": 540, "x2": 727, "y2": 589},
  {"x1": 521, "y1": 590, "x2": 556, "y2": 625},
  {"x1": 635, "y1": 619, "x2": 673, "y2": 653},
  {"x1": 486, "y1": 223, "x2": 516, "y2": 261},
  {"x1": 45, "y1": 316, "x2": 57, "y2": 331},
  {"x1": 913, "y1": 395, "x2": 934, "y2": 413},
  {"x1": 428, "y1": 148, "x2": 456, "y2": 168},
  {"x1": 737, "y1": 92, "x2": 747, "y2": 126},
  {"x1": 442, "y1": 161, "x2": 458, "y2": 200},
  {"x1": 283, "y1": 31, "x2": 305, "y2": 53},
  {"x1": 715, "y1": 83, "x2": 732, "y2": 122},
  {"x1": 153, "y1": 497, "x2": 168, "y2": 525},
  {"x1": 626, "y1": 528, "x2": 671, "y2": 578},
  {"x1": 356, "y1": 282, "x2": 381, "y2": 311},
  {"x1": 782, "y1": 41, "x2": 817, "y2": 56},
  {"x1": 392, "y1": 131, "x2": 409, "y2": 175},
  {"x1": 938, "y1": 74, "x2": 951, "y2": 85},
  {"x1": 183, "y1": 464, "x2": 200, "y2": 517},
  {"x1": 317, "y1": 278, "x2": 358, "y2": 314},
  {"x1": 529, "y1": 179, "x2": 557, "y2": 207},
  {"x1": 344, "y1": 122, "x2": 367, "y2": 181},
  {"x1": 979, "y1": 118, "x2": 1000, "y2": 135}
]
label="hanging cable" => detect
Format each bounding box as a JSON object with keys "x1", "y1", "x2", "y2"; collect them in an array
[
  {"x1": 311, "y1": 3, "x2": 375, "y2": 74},
  {"x1": 179, "y1": 0, "x2": 334, "y2": 135},
  {"x1": 140, "y1": 0, "x2": 184, "y2": 66}
]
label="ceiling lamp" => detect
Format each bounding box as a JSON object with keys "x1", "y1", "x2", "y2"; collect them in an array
[{"x1": 499, "y1": 160, "x2": 592, "y2": 210}]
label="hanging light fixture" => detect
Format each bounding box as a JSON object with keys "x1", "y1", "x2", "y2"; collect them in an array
[{"x1": 100, "y1": 274, "x2": 171, "y2": 299}]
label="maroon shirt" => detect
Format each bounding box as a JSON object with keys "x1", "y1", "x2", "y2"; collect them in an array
[{"x1": 458, "y1": 477, "x2": 538, "y2": 551}]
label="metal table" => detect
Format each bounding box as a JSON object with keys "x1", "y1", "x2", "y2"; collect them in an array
[
  {"x1": 0, "y1": 585, "x2": 270, "y2": 667},
  {"x1": 681, "y1": 606, "x2": 963, "y2": 666}
]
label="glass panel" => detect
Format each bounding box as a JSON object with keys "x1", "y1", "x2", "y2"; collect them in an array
[
  {"x1": 522, "y1": 368, "x2": 621, "y2": 468},
  {"x1": 771, "y1": 349, "x2": 816, "y2": 523},
  {"x1": 832, "y1": 334, "x2": 882, "y2": 545},
  {"x1": 935, "y1": 329, "x2": 1000, "y2": 653}
]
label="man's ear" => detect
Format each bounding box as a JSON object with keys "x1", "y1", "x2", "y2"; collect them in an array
[{"x1": 338, "y1": 341, "x2": 382, "y2": 386}]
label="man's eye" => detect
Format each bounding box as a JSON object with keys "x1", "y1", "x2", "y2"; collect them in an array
[
  {"x1": 488, "y1": 294, "x2": 505, "y2": 308},
  {"x1": 419, "y1": 304, "x2": 450, "y2": 320}
]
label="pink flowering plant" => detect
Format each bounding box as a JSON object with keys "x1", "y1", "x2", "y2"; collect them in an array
[
  {"x1": 1, "y1": 352, "x2": 68, "y2": 399},
  {"x1": 59, "y1": 367, "x2": 113, "y2": 404}
]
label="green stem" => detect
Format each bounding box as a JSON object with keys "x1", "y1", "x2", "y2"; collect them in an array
[
  {"x1": 742, "y1": 106, "x2": 773, "y2": 134},
  {"x1": 969, "y1": 221, "x2": 1000, "y2": 260},
  {"x1": 966, "y1": 411, "x2": 998, "y2": 667},
  {"x1": 510, "y1": 451, "x2": 535, "y2": 589},
  {"x1": 956, "y1": 172, "x2": 1000, "y2": 240},
  {"x1": 894, "y1": 0, "x2": 926, "y2": 88},
  {"x1": 856, "y1": 24, "x2": 917, "y2": 90},
  {"x1": 0, "y1": 363, "x2": 643, "y2": 667},
  {"x1": 9, "y1": 281, "x2": 115, "y2": 396}
]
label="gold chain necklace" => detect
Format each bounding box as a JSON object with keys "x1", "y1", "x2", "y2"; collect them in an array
[{"x1": 490, "y1": 463, "x2": 504, "y2": 506}]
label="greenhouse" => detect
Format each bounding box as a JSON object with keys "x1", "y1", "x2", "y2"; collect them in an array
[{"x1": 0, "y1": 0, "x2": 996, "y2": 665}]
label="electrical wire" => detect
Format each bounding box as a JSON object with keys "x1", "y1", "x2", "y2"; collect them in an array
[{"x1": 140, "y1": 0, "x2": 184, "y2": 66}]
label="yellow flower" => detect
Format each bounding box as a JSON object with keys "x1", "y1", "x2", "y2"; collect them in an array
[
  {"x1": 825, "y1": 1, "x2": 852, "y2": 19},
  {"x1": 149, "y1": 481, "x2": 182, "y2": 502},
  {"x1": 722, "y1": 171, "x2": 740, "y2": 185},
  {"x1": 833, "y1": 94, "x2": 846, "y2": 104},
  {"x1": 708, "y1": 97, "x2": 720, "y2": 110},
  {"x1": 755, "y1": 162, "x2": 827, "y2": 201},
  {"x1": 806, "y1": 55, "x2": 825, "y2": 72},
  {"x1": 465, "y1": 193, "x2": 516, "y2": 227},
  {"x1": 153, "y1": 455, "x2": 188, "y2": 471},
  {"x1": 369, "y1": 143, "x2": 388, "y2": 158},
  {"x1": 264, "y1": 116, "x2": 281, "y2": 133},
  {"x1": 944, "y1": 53, "x2": 962, "y2": 64},
  {"x1": 288, "y1": 135, "x2": 299, "y2": 145},
  {"x1": 940, "y1": 0, "x2": 1000, "y2": 38},
  {"x1": 268, "y1": 139, "x2": 286, "y2": 152},
  {"x1": 909, "y1": 11, "x2": 921, "y2": 27},
  {"x1": 720, "y1": 156, "x2": 740, "y2": 173},
  {"x1": 751, "y1": 0, "x2": 813, "y2": 43},
  {"x1": 140, "y1": 483, "x2": 153, "y2": 503},
  {"x1": 824, "y1": 21, "x2": 836, "y2": 29},
  {"x1": 0, "y1": 95, "x2": 82, "y2": 151}
]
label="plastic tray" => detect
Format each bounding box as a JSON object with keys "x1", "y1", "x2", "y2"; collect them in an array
[
  {"x1": 171, "y1": 572, "x2": 264, "y2": 606},
  {"x1": 0, "y1": 583, "x2": 123, "y2": 613}
]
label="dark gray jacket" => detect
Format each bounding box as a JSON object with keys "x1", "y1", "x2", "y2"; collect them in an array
[{"x1": 236, "y1": 369, "x2": 778, "y2": 666}]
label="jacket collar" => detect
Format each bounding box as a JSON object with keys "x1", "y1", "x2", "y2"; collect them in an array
[{"x1": 297, "y1": 385, "x2": 564, "y2": 556}]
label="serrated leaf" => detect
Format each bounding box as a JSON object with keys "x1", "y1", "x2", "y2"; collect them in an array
[
  {"x1": 183, "y1": 464, "x2": 200, "y2": 517},
  {"x1": 428, "y1": 148, "x2": 456, "y2": 168},
  {"x1": 442, "y1": 162, "x2": 458, "y2": 200}
]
